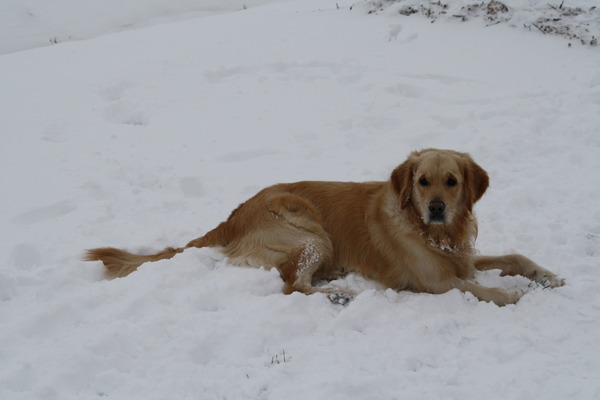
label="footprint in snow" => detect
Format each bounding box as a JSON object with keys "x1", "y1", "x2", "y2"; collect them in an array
[
  {"x1": 99, "y1": 81, "x2": 149, "y2": 127},
  {"x1": 388, "y1": 24, "x2": 403, "y2": 41},
  {"x1": 180, "y1": 177, "x2": 205, "y2": 198},
  {"x1": 41, "y1": 123, "x2": 69, "y2": 143},
  {"x1": 399, "y1": 73, "x2": 472, "y2": 85},
  {"x1": 104, "y1": 103, "x2": 149, "y2": 127},
  {"x1": 215, "y1": 149, "x2": 280, "y2": 163},
  {"x1": 386, "y1": 83, "x2": 425, "y2": 99},
  {"x1": 10, "y1": 244, "x2": 42, "y2": 269},
  {"x1": 10, "y1": 200, "x2": 77, "y2": 225}
]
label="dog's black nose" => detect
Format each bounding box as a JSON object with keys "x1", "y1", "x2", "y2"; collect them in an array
[{"x1": 428, "y1": 199, "x2": 446, "y2": 217}]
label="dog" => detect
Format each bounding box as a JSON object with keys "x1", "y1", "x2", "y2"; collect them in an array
[{"x1": 84, "y1": 149, "x2": 564, "y2": 306}]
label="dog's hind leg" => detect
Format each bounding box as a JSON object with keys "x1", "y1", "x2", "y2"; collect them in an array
[
  {"x1": 277, "y1": 238, "x2": 353, "y2": 304},
  {"x1": 228, "y1": 192, "x2": 354, "y2": 303},
  {"x1": 278, "y1": 239, "x2": 330, "y2": 295}
]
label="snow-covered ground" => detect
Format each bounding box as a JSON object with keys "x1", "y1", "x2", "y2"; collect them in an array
[{"x1": 2, "y1": 0, "x2": 600, "y2": 399}]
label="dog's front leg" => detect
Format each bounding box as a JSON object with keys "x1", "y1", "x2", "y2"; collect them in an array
[
  {"x1": 450, "y1": 278, "x2": 523, "y2": 306},
  {"x1": 473, "y1": 254, "x2": 565, "y2": 288},
  {"x1": 416, "y1": 276, "x2": 522, "y2": 306}
]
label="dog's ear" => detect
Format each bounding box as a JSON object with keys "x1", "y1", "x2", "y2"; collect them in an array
[
  {"x1": 463, "y1": 156, "x2": 489, "y2": 211},
  {"x1": 391, "y1": 157, "x2": 415, "y2": 209}
]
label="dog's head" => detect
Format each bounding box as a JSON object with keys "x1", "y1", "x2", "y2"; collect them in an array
[{"x1": 391, "y1": 149, "x2": 489, "y2": 225}]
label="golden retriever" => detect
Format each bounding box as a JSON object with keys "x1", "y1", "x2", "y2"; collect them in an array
[{"x1": 85, "y1": 149, "x2": 564, "y2": 306}]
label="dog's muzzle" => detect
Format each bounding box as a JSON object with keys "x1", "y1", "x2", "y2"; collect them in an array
[{"x1": 428, "y1": 199, "x2": 446, "y2": 223}]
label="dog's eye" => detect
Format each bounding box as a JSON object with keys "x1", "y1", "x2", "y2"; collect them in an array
[
  {"x1": 446, "y1": 177, "x2": 457, "y2": 187},
  {"x1": 418, "y1": 178, "x2": 430, "y2": 187}
]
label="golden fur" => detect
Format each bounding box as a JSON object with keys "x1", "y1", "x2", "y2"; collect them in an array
[{"x1": 84, "y1": 149, "x2": 564, "y2": 306}]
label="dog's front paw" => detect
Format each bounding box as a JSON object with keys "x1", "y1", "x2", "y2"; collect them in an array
[
  {"x1": 538, "y1": 274, "x2": 566, "y2": 289},
  {"x1": 328, "y1": 292, "x2": 354, "y2": 306}
]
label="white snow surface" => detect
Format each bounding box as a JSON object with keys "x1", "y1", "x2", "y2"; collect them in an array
[{"x1": 2, "y1": 0, "x2": 600, "y2": 399}]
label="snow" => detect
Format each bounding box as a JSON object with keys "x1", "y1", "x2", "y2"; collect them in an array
[
  {"x1": 369, "y1": 0, "x2": 600, "y2": 46},
  {"x1": 0, "y1": 0, "x2": 281, "y2": 55},
  {"x1": 1, "y1": 0, "x2": 600, "y2": 399}
]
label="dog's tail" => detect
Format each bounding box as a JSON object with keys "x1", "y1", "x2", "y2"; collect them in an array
[
  {"x1": 84, "y1": 222, "x2": 230, "y2": 279},
  {"x1": 83, "y1": 246, "x2": 186, "y2": 279}
]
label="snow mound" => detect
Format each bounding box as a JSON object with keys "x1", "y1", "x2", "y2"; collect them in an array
[
  {"x1": 368, "y1": 0, "x2": 600, "y2": 46},
  {"x1": 0, "y1": 0, "x2": 280, "y2": 54}
]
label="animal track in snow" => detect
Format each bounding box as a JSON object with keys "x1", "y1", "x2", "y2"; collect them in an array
[
  {"x1": 385, "y1": 83, "x2": 426, "y2": 99},
  {"x1": 180, "y1": 177, "x2": 205, "y2": 198},
  {"x1": 41, "y1": 123, "x2": 69, "y2": 143},
  {"x1": 387, "y1": 24, "x2": 419, "y2": 43},
  {"x1": 430, "y1": 115, "x2": 461, "y2": 129},
  {"x1": 399, "y1": 73, "x2": 472, "y2": 85},
  {"x1": 100, "y1": 81, "x2": 149, "y2": 127},
  {"x1": 10, "y1": 244, "x2": 41, "y2": 269},
  {"x1": 11, "y1": 200, "x2": 77, "y2": 225},
  {"x1": 388, "y1": 24, "x2": 403, "y2": 41},
  {"x1": 215, "y1": 149, "x2": 280, "y2": 163},
  {"x1": 103, "y1": 103, "x2": 149, "y2": 127},
  {"x1": 204, "y1": 61, "x2": 353, "y2": 84}
]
